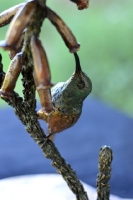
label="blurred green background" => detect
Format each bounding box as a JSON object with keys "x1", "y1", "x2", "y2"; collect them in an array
[{"x1": 0, "y1": 0, "x2": 133, "y2": 117}]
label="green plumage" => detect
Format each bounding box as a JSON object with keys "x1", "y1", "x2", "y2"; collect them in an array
[{"x1": 51, "y1": 53, "x2": 92, "y2": 117}]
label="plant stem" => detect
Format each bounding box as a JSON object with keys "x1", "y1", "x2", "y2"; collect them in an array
[{"x1": 96, "y1": 145, "x2": 113, "y2": 200}]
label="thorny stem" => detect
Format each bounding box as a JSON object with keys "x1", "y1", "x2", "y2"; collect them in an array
[
  {"x1": 96, "y1": 145, "x2": 113, "y2": 200},
  {"x1": 0, "y1": 1, "x2": 89, "y2": 199}
]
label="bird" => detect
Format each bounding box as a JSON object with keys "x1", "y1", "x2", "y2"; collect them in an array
[{"x1": 38, "y1": 52, "x2": 92, "y2": 136}]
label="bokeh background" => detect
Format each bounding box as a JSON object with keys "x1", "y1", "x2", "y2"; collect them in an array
[
  {"x1": 0, "y1": 1, "x2": 133, "y2": 198},
  {"x1": 0, "y1": 0, "x2": 133, "y2": 115}
]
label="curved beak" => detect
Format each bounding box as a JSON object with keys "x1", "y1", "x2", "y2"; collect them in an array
[{"x1": 74, "y1": 52, "x2": 82, "y2": 74}]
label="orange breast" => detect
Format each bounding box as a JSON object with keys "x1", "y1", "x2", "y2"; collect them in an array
[{"x1": 49, "y1": 110, "x2": 79, "y2": 133}]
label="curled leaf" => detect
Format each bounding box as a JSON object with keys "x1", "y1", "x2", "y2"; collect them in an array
[
  {"x1": 30, "y1": 35, "x2": 51, "y2": 88},
  {"x1": 0, "y1": 1, "x2": 36, "y2": 51},
  {"x1": 0, "y1": 52, "x2": 23, "y2": 97},
  {"x1": 9, "y1": 29, "x2": 26, "y2": 60},
  {"x1": 46, "y1": 7, "x2": 80, "y2": 53},
  {"x1": 30, "y1": 35, "x2": 53, "y2": 113},
  {"x1": 0, "y1": 3, "x2": 25, "y2": 27}
]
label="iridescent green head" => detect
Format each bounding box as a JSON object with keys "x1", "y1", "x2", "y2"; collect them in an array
[
  {"x1": 62, "y1": 53, "x2": 92, "y2": 105},
  {"x1": 51, "y1": 53, "x2": 92, "y2": 115}
]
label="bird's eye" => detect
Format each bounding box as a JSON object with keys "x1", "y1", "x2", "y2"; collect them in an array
[{"x1": 77, "y1": 80, "x2": 85, "y2": 90}]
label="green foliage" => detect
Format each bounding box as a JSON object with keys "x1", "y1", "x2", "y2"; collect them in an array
[{"x1": 0, "y1": 0, "x2": 133, "y2": 117}]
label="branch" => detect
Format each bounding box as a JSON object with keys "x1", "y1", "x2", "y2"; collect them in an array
[{"x1": 0, "y1": 72, "x2": 88, "y2": 200}]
